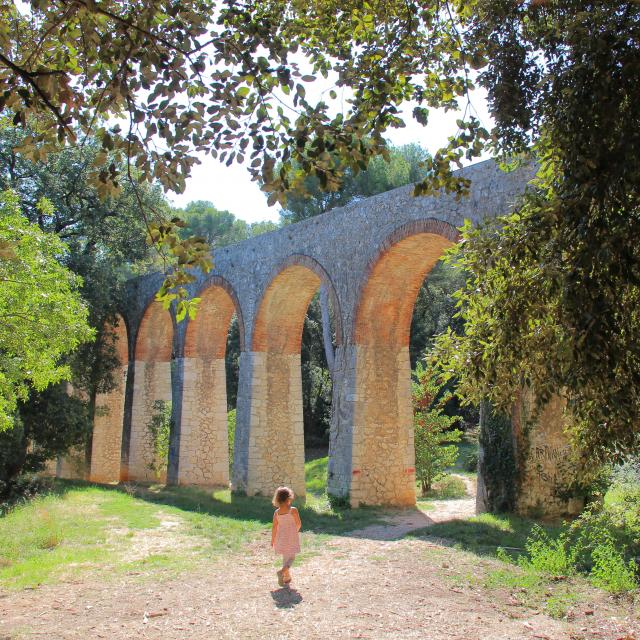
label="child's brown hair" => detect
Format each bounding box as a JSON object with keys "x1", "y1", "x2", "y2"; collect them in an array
[{"x1": 272, "y1": 486, "x2": 294, "y2": 507}]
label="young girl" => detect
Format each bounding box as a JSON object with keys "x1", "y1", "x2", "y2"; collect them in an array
[{"x1": 271, "y1": 486, "x2": 302, "y2": 587}]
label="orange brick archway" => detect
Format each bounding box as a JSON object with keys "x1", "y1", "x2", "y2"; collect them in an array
[
  {"x1": 185, "y1": 277, "x2": 245, "y2": 358},
  {"x1": 135, "y1": 301, "x2": 174, "y2": 362},
  {"x1": 349, "y1": 220, "x2": 458, "y2": 507},
  {"x1": 252, "y1": 254, "x2": 342, "y2": 353}
]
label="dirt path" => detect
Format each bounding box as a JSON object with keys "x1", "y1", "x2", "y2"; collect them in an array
[
  {"x1": 348, "y1": 474, "x2": 476, "y2": 540},
  {"x1": 1, "y1": 478, "x2": 637, "y2": 640}
]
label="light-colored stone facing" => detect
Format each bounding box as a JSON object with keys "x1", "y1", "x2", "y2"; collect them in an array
[
  {"x1": 90, "y1": 365, "x2": 127, "y2": 483},
  {"x1": 57, "y1": 447, "x2": 87, "y2": 480},
  {"x1": 350, "y1": 345, "x2": 415, "y2": 507},
  {"x1": 242, "y1": 351, "x2": 306, "y2": 499},
  {"x1": 178, "y1": 357, "x2": 229, "y2": 485},
  {"x1": 128, "y1": 360, "x2": 172, "y2": 482},
  {"x1": 41, "y1": 458, "x2": 58, "y2": 477}
]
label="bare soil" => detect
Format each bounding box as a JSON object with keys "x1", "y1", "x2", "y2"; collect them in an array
[{"x1": 1, "y1": 478, "x2": 637, "y2": 640}]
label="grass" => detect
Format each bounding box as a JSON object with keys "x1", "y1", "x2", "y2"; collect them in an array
[
  {"x1": 0, "y1": 457, "x2": 384, "y2": 590},
  {"x1": 305, "y1": 455, "x2": 329, "y2": 497},
  {"x1": 0, "y1": 486, "x2": 156, "y2": 589},
  {"x1": 408, "y1": 512, "x2": 561, "y2": 561}
]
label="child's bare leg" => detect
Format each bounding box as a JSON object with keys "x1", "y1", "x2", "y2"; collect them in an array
[{"x1": 282, "y1": 554, "x2": 295, "y2": 583}]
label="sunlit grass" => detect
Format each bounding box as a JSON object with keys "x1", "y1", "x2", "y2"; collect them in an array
[{"x1": 0, "y1": 461, "x2": 385, "y2": 590}]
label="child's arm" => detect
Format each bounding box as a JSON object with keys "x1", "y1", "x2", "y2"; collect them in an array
[
  {"x1": 291, "y1": 506, "x2": 302, "y2": 532},
  {"x1": 271, "y1": 512, "x2": 278, "y2": 547}
]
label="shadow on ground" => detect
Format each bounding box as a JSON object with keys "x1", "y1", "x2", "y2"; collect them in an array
[
  {"x1": 270, "y1": 587, "x2": 303, "y2": 608},
  {"x1": 44, "y1": 479, "x2": 402, "y2": 537}
]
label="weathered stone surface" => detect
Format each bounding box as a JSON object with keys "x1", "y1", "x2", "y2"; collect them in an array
[
  {"x1": 127, "y1": 302, "x2": 173, "y2": 482},
  {"x1": 83, "y1": 158, "x2": 563, "y2": 508},
  {"x1": 513, "y1": 389, "x2": 585, "y2": 519}
]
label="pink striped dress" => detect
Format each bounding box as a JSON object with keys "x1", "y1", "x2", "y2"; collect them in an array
[{"x1": 273, "y1": 508, "x2": 301, "y2": 555}]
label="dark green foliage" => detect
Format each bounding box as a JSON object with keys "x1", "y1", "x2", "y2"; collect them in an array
[
  {"x1": 463, "y1": 451, "x2": 479, "y2": 473},
  {"x1": 0, "y1": 126, "x2": 157, "y2": 484},
  {"x1": 409, "y1": 261, "x2": 466, "y2": 368},
  {"x1": 478, "y1": 403, "x2": 517, "y2": 513},
  {"x1": 145, "y1": 400, "x2": 172, "y2": 480},
  {"x1": 0, "y1": 385, "x2": 91, "y2": 490},
  {"x1": 225, "y1": 315, "x2": 242, "y2": 411},
  {"x1": 435, "y1": 2, "x2": 640, "y2": 463},
  {"x1": 301, "y1": 295, "x2": 332, "y2": 447}
]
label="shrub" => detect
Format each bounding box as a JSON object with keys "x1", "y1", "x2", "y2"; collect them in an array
[
  {"x1": 589, "y1": 535, "x2": 637, "y2": 594},
  {"x1": 412, "y1": 360, "x2": 461, "y2": 494},
  {"x1": 522, "y1": 525, "x2": 575, "y2": 576},
  {"x1": 463, "y1": 451, "x2": 479, "y2": 473},
  {"x1": 424, "y1": 474, "x2": 467, "y2": 500},
  {"x1": 515, "y1": 483, "x2": 640, "y2": 594},
  {"x1": 145, "y1": 400, "x2": 172, "y2": 479}
]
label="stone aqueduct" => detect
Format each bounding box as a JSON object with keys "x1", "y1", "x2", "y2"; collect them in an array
[{"x1": 85, "y1": 159, "x2": 534, "y2": 507}]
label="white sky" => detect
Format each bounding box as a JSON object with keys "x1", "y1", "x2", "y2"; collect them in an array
[{"x1": 169, "y1": 89, "x2": 493, "y2": 223}]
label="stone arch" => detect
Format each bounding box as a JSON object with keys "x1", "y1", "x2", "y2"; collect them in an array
[
  {"x1": 252, "y1": 254, "x2": 343, "y2": 352},
  {"x1": 128, "y1": 301, "x2": 173, "y2": 482},
  {"x1": 177, "y1": 278, "x2": 244, "y2": 485},
  {"x1": 90, "y1": 315, "x2": 129, "y2": 483},
  {"x1": 349, "y1": 219, "x2": 459, "y2": 506},
  {"x1": 184, "y1": 276, "x2": 246, "y2": 357},
  {"x1": 235, "y1": 254, "x2": 341, "y2": 498}
]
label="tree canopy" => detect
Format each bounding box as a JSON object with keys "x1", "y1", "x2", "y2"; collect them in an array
[
  {"x1": 1, "y1": 1, "x2": 639, "y2": 461},
  {"x1": 434, "y1": 2, "x2": 640, "y2": 462},
  {"x1": 0, "y1": 189, "x2": 93, "y2": 430}
]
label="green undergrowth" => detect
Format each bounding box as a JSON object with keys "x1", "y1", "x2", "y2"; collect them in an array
[
  {"x1": 449, "y1": 436, "x2": 479, "y2": 478},
  {"x1": 421, "y1": 474, "x2": 468, "y2": 500},
  {"x1": 409, "y1": 479, "x2": 640, "y2": 596}
]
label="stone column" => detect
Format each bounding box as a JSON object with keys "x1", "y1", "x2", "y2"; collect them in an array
[
  {"x1": 513, "y1": 390, "x2": 584, "y2": 519},
  {"x1": 176, "y1": 356, "x2": 229, "y2": 485},
  {"x1": 232, "y1": 351, "x2": 305, "y2": 499},
  {"x1": 128, "y1": 360, "x2": 172, "y2": 482},
  {"x1": 57, "y1": 448, "x2": 87, "y2": 479},
  {"x1": 232, "y1": 350, "x2": 254, "y2": 492},
  {"x1": 349, "y1": 343, "x2": 416, "y2": 507},
  {"x1": 327, "y1": 343, "x2": 355, "y2": 502},
  {"x1": 90, "y1": 365, "x2": 128, "y2": 483}
]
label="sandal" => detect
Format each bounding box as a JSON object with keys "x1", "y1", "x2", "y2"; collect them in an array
[{"x1": 276, "y1": 569, "x2": 284, "y2": 587}]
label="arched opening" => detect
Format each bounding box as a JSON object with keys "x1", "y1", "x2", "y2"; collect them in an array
[
  {"x1": 238, "y1": 256, "x2": 341, "y2": 499},
  {"x1": 179, "y1": 280, "x2": 244, "y2": 485},
  {"x1": 90, "y1": 315, "x2": 129, "y2": 483},
  {"x1": 128, "y1": 301, "x2": 173, "y2": 482},
  {"x1": 350, "y1": 221, "x2": 458, "y2": 506}
]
